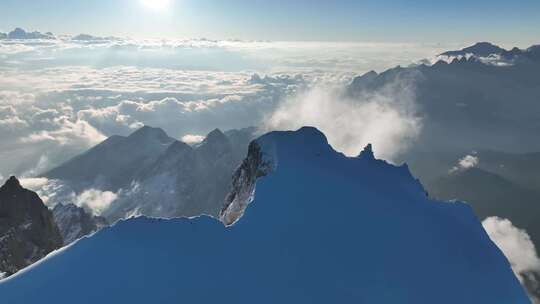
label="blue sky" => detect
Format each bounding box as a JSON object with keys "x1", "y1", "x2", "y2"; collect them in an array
[{"x1": 0, "y1": 0, "x2": 539, "y2": 45}]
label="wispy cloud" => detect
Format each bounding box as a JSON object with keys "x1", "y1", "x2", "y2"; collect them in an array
[
  {"x1": 264, "y1": 73, "x2": 421, "y2": 161},
  {"x1": 483, "y1": 217, "x2": 540, "y2": 302}
]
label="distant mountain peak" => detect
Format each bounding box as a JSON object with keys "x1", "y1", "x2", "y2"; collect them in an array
[
  {"x1": 205, "y1": 128, "x2": 226, "y2": 141},
  {"x1": 193, "y1": 128, "x2": 233, "y2": 160},
  {"x1": 527, "y1": 45, "x2": 540, "y2": 52},
  {"x1": 441, "y1": 42, "x2": 506, "y2": 57},
  {"x1": 350, "y1": 71, "x2": 379, "y2": 91},
  {"x1": 471, "y1": 41, "x2": 501, "y2": 48},
  {"x1": 128, "y1": 126, "x2": 172, "y2": 143},
  {"x1": 198, "y1": 128, "x2": 229, "y2": 149},
  {"x1": 1, "y1": 176, "x2": 22, "y2": 191},
  {"x1": 165, "y1": 140, "x2": 193, "y2": 155},
  {"x1": 356, "y1": 70, "x2": 378, "y2": 80}
]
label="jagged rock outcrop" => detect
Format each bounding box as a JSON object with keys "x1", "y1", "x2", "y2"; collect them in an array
[
  {"x1": 220, "y1": 141, "x2": 273, "y2": 226},
  {"x1": 52, "y1": 204, "x2": 108, "y2": 245},
  {"x1": 0, "y1": 177, "x2": 62, "y2": 277},
  {"x1": 358, "y1": 143, "x2": 375, "y2": 160}
]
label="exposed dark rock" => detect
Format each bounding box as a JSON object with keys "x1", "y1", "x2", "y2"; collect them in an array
[
  {"x1": 220, "y1": 141, "x2": 273, "y2": 226},
  {"x1": 52, "y1": 204, "x2": 108, "y2": 245},
  {"x1": 0, "y1": 176, "x2": 62, "y2": 277}
]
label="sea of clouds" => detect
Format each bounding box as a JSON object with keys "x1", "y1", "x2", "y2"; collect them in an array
[{"x1": 0, "y1": 32, "x2": 446, "y2": 178}]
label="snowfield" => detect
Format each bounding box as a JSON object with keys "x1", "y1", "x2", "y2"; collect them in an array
[{"x1": 0, "y1": 127, "x2": 529, "y2": 303}]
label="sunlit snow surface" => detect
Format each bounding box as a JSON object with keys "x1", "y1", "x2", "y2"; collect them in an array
[{"x1": 0, "y1": 127, "x2": 529, "y2": 303}]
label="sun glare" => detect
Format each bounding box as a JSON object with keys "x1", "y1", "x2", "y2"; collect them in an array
[{"x1": 140, "y1": 0, "x2": 172, "y2": 11}]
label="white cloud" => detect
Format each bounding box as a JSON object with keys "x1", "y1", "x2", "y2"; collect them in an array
[
  {"x1": 0, "y1": 116, "x2": 28, "y2": 128},
  {"x1": 0, "y1": 35, "x2": 447, "y2": 74},
  {"x1": 20, "y1": 119, "x2": 105, "y2": 146},
  {"x1": 75, "y1": 189, "x2": 118, "y2": 216},
  {"x1": 19, "y1": 177, "x2": 50, "y2": 190},
  {"x1": 483, "y1": 217, "x2": 540, "y2": 302},
  {"x1": 19, "y1": 176, "x2": 116, "y2": 216},
  {"x1": 264, "y1": 76, "x2": 421, "y2": 161},
  {"x1": 450, "y1": 154, "x2": 479, "y2": 173},
  {"x1": 181, "y1": 134, "x2": 205, "y2": 145}
]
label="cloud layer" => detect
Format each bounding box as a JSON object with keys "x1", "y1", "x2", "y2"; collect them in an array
[
  {"x1": 449, "y1": 154, "x2": 479, "y2": 173},
  {"x1": 0, "y1": 33, "x2": 445, "y2": 177}
]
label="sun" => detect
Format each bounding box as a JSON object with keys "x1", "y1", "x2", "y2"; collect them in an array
[{"x1": 140, "y1": 0, "x2": 172, "y2": 11}]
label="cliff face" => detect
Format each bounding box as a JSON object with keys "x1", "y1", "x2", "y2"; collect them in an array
[
  {"x1": 53, "y1": 204, "x2": 108, "y2": 245},
  {"x1": 0, "y1": 176, "x2": 63, "y2": 277},
  {"x1": 220, "y1": 141, "x2": 273, "y2": 226}
]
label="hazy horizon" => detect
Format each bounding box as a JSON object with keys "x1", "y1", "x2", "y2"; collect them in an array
[{"x1": 0, "y1": 0, "x2": 539, "y2": 46}]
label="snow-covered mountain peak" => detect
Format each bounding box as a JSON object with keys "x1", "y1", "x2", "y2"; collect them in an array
[
  {"x1": 199, "y1": 128, "x2": 228, "y2": 147},
  {"x1": 261, "y1": 126, "x2": 334, "y2": 156},
  {"x1": 222, "y1": 127, "x2": 425, "y2": 226}
]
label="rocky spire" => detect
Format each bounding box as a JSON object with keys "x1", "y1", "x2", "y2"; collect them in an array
[
  {"x1": 0, "y1": 176, "x2": 63, "y2": 277},
  {"x1": 1, "y1": 176, "x2": 22, "y2": 191},
  {"x1": 358, "y1": 143, "x2": 375, "y2": 160}
]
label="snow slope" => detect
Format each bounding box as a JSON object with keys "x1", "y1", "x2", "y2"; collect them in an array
[{"x1": 0, "y1": 127, "x2": 528, "y2": 303}]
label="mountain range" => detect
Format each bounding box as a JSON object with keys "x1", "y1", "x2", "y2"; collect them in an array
[
  {"x1": 44, "y1": 126, "x2": 257, "y2": 221},
  {"x1": 0, "y1": 127, "x2": 529, "y2": 303},
  {"x1": 350, "y1": 42, "x2": 540, "y2": 157}
]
